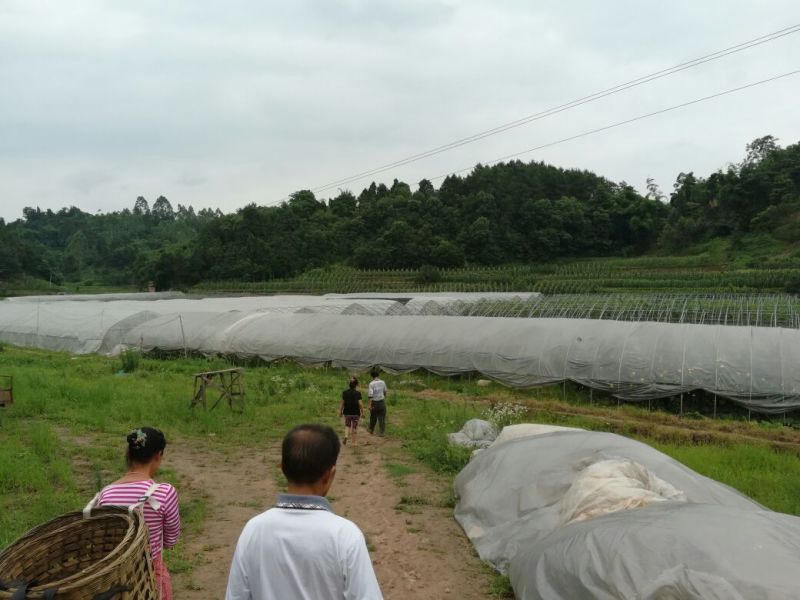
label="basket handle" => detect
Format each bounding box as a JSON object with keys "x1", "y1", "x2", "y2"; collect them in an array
[{"x1": 91, "y1": 584, "x2": 132, "y2": 599}]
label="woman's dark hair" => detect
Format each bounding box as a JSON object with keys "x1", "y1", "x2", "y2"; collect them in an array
[
  {"x1": 349, "y1": 377, "x2": 359, "y2": 389},
  {"x1": 281, "y1": 424, "x2": 340, "y2": 485},
  {"x1": 126, "y1": 427, "x2": 167, "y2": 466}
]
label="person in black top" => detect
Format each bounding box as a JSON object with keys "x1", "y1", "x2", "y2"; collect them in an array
[{"x1": 339, "y1": 377, "x2": 364, "y2": 446}]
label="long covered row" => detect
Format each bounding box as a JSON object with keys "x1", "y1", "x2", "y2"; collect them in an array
[
  {"x1": 2, "y1": 293, "x2": 799, "y2": 413},
  {"x1": 122, "y1": 311, "x2": 800, "y2": 413}
]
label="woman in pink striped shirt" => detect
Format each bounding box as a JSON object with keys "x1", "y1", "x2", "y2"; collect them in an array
[{"x1": 97, "y1": 427, "x2": 181, "y2": 599}]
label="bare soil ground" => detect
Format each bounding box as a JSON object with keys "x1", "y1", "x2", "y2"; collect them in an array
[
  {"x1": 169, "y1": 434, "x2": 491, "y2": 599},
  {"x1": 168, "y1": 443, "x2": 278, "y2": 598}
]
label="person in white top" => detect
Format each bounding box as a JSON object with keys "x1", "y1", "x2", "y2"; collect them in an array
[
  {"x1": 225, "y1": 424, "x2": 383, "y2": 600},
  {"x1": 367, "y1": 369, "x2": 388, "y2": 436}
]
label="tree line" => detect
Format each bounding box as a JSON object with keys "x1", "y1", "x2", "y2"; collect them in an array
[{"x1": 0, "y1": 136, "x2": 797, "y2": 290}]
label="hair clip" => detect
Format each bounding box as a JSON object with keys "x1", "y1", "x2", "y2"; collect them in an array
[{"x1": 132, "y1": 429, "x2": 148, "y2": 447}]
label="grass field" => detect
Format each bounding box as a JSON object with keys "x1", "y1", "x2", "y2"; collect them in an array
[{"x1": 2, "y1": 346, "x2": 800, "y2": 592}]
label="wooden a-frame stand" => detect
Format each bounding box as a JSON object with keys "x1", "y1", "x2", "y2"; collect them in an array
[{"x1": 191, "y1": 368, "x2": 244, "y2": 412}]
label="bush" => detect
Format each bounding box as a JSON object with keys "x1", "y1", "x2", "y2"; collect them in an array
[
  {"x1": 783, "y1": 272, "x2": 800, "y2": 295},
  {"x1": 415, "y1": 265, "x2": 442, "y2": 284},
  {"x1": 119, "y1": 348, "x2": 140, "y2": 373}
]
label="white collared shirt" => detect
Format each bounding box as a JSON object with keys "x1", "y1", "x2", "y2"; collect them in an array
[
  {"x1": 368, "y1": 379, "x2": 387, "y2": 402},
  {"x1": 225, "y1": 494, "x2": 383, "y2": 600}
]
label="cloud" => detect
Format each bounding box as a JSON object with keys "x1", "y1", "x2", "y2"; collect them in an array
[
  {"x1": 176, "y1": 173, "x2": 207, "y2": 187},
  {"x1": 65, "y1": 168, "x2": 115, "y2": 194},
  {"x1": 1, "y1": 0, "x2": 799, "y2": 220}
]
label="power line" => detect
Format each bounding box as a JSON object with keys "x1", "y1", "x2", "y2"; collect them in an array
[
  {"x1": 307, "y1": 23, "x2": 800, "y2": 195},
  {"x1": 429, "y1": 68, "x2": 800, "y2": 181}
]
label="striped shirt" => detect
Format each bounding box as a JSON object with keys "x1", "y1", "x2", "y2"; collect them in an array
[{"x1": 98, "y1": 480, "x2": 181, "y2": 559}]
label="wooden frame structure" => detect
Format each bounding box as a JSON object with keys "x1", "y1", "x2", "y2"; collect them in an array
[
  {"x1": 191, "y1": 368, "x2": 244, "y2": 412},
  {"x1": 0, "y1": 375, "x2": 13, "y2": 407}
]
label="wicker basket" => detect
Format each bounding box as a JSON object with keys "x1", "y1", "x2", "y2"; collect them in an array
[{"x1": 0, "y1": 506, "x2": 157, "y2": 600}]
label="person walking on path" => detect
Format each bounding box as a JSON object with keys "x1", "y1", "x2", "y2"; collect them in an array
[
  {"x1": 225, "y1": 424, "x2": 383, "y2": 600},
  {"x1": 340, "y1": 376, "x2": 364, "y2": 446},
  {"x1": 367, "y1": 369, "x2": 388, "y2": 436},
  {"x1": 95, "y1": 427, "x2": 180, "y2": 600}
]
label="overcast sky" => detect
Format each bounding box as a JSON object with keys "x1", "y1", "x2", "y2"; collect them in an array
[{"x1": 1, "y1": 0, "x2": 798, "y2": 221}]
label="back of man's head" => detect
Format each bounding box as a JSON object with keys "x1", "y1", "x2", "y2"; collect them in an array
[{"x1": 281, "y1": 424, "x2": 341, "y2": 485}]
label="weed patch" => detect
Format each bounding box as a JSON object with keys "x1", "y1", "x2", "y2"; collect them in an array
[{"x1": 118, "y1": 348, "x2": 140, "y2": 373}]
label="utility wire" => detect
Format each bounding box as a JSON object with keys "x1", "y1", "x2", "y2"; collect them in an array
[
  {"x1": 307, "y1": 23, "x2": 800, "y2": 195},
  {"x1": 429, "y1": 68, "x2": 800, "y2": 181}
]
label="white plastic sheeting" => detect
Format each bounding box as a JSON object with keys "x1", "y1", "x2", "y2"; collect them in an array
[
  {"x1": 454, "y1": 429, "x2": 800, "y2": 599},
  {"x1": 447, "y1": 419, "x2": 498, "y2": 449},
  {"x1": 0, "y1": 293, "x2": 520, "y2": 354},
  {"x1": 492, "y1": 424, "x2": 584, "y2": 446},
  {"x1": 324, "y1": 292, "x2": 538, "y2": 302},
  {"x1": 123, "y1": 313, "x2": 800, "y2": 413},
  {"x1": 3, "y1": 293, "x2": 800, "y2": 412},
  {"x1": 512, "y1": 503, "x2": 800, "y2": 600},
  {"x1": 4, "y1": 292, "x2": 186, "y2": 302}
]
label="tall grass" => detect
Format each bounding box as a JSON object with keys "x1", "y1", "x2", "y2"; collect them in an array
[
  {"x1": 649, "y1": 441, "x2": 800, "y2": 515},
  {"x1": 0, "y1": 420, "x2": 81, "y2": 546},
  {"x1": 119, "y1": 348, "x2": 140, "y2": 373}
]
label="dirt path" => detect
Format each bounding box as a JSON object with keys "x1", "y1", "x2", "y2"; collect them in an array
[
  {"x1": 169, "y1": 443, "x2": 279, "y2": 598},
  {"x1": 168, "y1": 435, "x2": 492, "y2": 599},
  {"x1": 332, "y1": 434, "x2": 489, "y2": 599}
]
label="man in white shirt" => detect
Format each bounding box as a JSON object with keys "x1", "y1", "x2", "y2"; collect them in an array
[
  {"x1": 367, "y1": 370, "x2": 388, "y2": 437},
  {"x1": 225, "y1": 424, "x2": 383, "y2": 600}
]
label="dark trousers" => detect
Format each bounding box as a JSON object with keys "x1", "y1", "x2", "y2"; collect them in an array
[{"x1": 369, "y1": 401, "x2": 386, "y2": 435}]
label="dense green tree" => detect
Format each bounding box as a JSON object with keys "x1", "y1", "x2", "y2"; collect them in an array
[
  {"x1": 63, "y1": 230, "x2": 90, "y2": 276},
  {"x1": 0, "y1": 221, "x2": 23, "y2": 279},
  {"x1": 152, "y1": 196, "x2": 175, "y2": 221},
  {"x1": 664, "y1": 138, "x2": 800, "y2": 248},
  {"x1": 133, "y1": 196, "x2": 149, "y2": 215},
  {"x1": 329, "y1": 191, "x2": 357, "y2": 218},
  {"x1": 3, "y1": 136, "x2": 797, "y2": 289}
]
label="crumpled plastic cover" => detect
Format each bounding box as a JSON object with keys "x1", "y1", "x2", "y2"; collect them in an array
[
  {"x1": 558, "y1": 458, "x2": 686, "y2": 525},
  {"x1": 454, "y1": 429, "x2": 800, "y2": 598},
  {"x1": 448, "y1": 419, "x2": 498, "y2": 448}
]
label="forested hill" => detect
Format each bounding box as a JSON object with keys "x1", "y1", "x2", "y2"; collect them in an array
[{"x1": 1, "y1": 136, "x2": 798, "y2": 290}]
